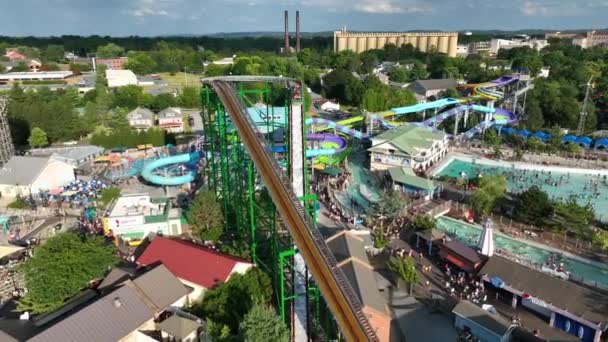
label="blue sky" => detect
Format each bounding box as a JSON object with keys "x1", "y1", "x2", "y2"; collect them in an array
[{"x1": 1, "y1": 0, "x2": 607, "y2": 36}]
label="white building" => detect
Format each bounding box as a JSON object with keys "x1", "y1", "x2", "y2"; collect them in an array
[
  {"x1": 456, "y1": 44, "x2": 470, "y2": 57},
  {"x1": 0, "y1": 156, "x2": 75, "y2": 198},
  {"x1": 29, "y1": 145, "x2": 105, "y2": 167},
  {"x1": 127, "y1": 107, "x2": 155, "y2": 131},
  {"x1": 316, "y1": 100, "x2": 340, "y2": 112},
  {"x1": 0, "y1": 71, "x2": 73, "y2": 82},
  {"x1": 158, "y1": 107, "x2": 184, "y2": 133},
  {"x1": 368, "y1": 124, "x2": 449, "y2": 172},
  {"x1": 210, "y1": 57, "x2": 235, "y2": 65},
  {"x1": 489, "y1": 38, "x2": 549, "y2": 55},
  {"x1": 103, "y1": 193, "x2": 183, "y2": 243},
  {"x1": 106, "y1": 69, "x2": 138, "y2": 87}
]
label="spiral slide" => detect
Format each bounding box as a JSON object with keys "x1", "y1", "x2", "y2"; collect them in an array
[
  {"x1": 306, "y1": 133, "x2": 347, "y2": 158},
  {"x1": 140, "y1": 152, "x2": 201, "y2": 186}
]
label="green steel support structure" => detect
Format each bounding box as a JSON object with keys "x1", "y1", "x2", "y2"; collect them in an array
[{"x1": 201, "y1": 81, "x2": 334, "y2": 340}]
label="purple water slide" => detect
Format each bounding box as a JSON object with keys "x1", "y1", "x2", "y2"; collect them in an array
[
  {"x1": 494, "y1": 108, "x2": 518, "y2": 124},
  {"x1": 307, "y1": 133, "x2": 347, "y2": 153},
  {"x1": 490, "y1": 76, "x2": 518, "y2": 87}
]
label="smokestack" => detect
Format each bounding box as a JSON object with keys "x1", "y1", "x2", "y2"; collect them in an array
[
  {"x1": 284, "y1": 10, "x2": 289, "y2": 54},
  {"x1": 296, "y1": 11, "x2": 300, "y2": 53}
]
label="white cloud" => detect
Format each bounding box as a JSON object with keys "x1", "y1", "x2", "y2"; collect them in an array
[
  {"x1": 128, "y1": 0, "x2": 178, "y2": 18},
  {"x1": 521, "y1": 1, "x2": 550, "y2": 16}
]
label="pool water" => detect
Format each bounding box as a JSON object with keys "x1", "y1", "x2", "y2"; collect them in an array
[
  {"x1": 345, "y1": 148, "x2": 380, "y2": 210},
  {"x1": 436, "y1": 216, "x2": 608, "y2": 289},
  {"x1": 434, "y1": 158, "x2": 608, "y2": 222}
]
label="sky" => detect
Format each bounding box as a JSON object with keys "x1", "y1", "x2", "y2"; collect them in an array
[{"x1": 1, "y1": 0, "x2": 607, "y2": 36}]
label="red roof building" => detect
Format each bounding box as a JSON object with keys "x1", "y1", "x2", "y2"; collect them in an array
[
  {"x1": 5, "y1": 50, "x2": 26, "y2": 61},
  {"x1": 135, "y1": 236, "x2": 253, "y2": 299}
]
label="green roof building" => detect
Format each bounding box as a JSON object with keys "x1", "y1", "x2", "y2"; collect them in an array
[
  {"x1": 388, "y1": 166, "x2": 440, "y2": 200},
  {"x1": 369, "y1": 124, "x2": 448, "y2": 172}
]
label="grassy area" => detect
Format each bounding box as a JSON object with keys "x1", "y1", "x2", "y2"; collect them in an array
[{"x1": 157, "y1": 72, "x2": 202, "y2": 88}]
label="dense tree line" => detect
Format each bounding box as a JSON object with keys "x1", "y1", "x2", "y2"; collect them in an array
[
  {"x1": 0, "y1": 35, "x2": 333, "y2": 57},
  {"x1": 498, "y1": 41, "x2": 608, "y2": 132}
]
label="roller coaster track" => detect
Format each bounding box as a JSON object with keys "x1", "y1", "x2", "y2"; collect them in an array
[{"x1": 208, "y1": 80, "x2": 378, "y2": 342}]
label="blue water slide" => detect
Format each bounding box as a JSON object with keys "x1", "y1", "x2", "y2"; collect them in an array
[
  {"x1": 391, "y1": 98, "x2": 461, "y2": 115},
  {"x1": 305, "y1": 118, "x2": 368, "y2": 139},
  {"x1": 140, "y1": 152, "x2": 200, "y2": 186}
]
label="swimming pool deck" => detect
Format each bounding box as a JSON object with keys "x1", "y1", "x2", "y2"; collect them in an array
[
  {"x1": 438, "y1": 216, "x2": 608, "y2": 270},
  {"x1": 432, "y1": 152, "x2": 608, "y2": 177}
]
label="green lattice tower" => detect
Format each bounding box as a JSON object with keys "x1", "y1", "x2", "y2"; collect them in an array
[{"x1": 200, "y1": 82, "x2": 333, "y2": 338}]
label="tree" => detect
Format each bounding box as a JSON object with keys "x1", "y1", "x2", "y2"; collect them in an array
[
  {"x1": 515, "y1": 186, "x2": 554, "y2": 226},
  {"x1": 178, "y1": 86, "x2": 200, "y2": 108},
  {"x1": 411, "y1": 215, "x2": 436, "y2": 231},
  {"x1": 470, "y1": 175, "x2": 507, "y2": 219},
  {"x1": 113, "y1": 85, "x2": 151, "y2": 110},
  {"x1": 390, "y1": 67, "x2": 410, "y2": 83},
  {"x1": 205, "y1": 64, "x2": 230, "y2": 77},
  {"x1": 524, "y1": 99, "x2": 544, "y2": 131},
  {"x1": 187, "y1": 190, "x2": 224, "y2": 242},
  {"x1": 18, "y1": 233, "x2": 118, "y2": 314},
  {"x1": 99, "y1": 187, "x2": 121, "y2": 207},
  {"x1": 28, "y1": 127, "x2": 49, "y2": 147},
  {"x1": 387, "y1": 256, "x2": 418, "y2": 294},
  {"x1": 96, "y1": 43, "x2": 125, "y2": 58},
  {"x1": 189, "y1": 268, "x2": 272, "y2": 334},
  {"x1": 124, "y1": 51, "x2": 157, "y2": 75},
  {"x1": 151, "y1": 93, "x2": 177, "y2": 112},
  {"x1": 42, "y1": 45, "x2": 64, "y2": 63},
  {"x1": 239, "y1": 304, "x2": 289, "y2": 342},
  {"x1": 367, "y1": 190, "x2": 407, "y2": 222},
  {"x1": 553, "y1": 198, "x2": 595, "y2": 235}
]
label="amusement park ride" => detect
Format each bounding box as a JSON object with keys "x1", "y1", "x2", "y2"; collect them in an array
[{"x1": 198, "y1": 74, "x2": 531, "y2": 341}]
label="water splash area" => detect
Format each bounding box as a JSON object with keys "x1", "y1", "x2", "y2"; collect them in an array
[
  {"x1": 433, "y1": 156, "x2": 608, "y2": 222},
  {"x1": 436, "y1": 216, "x2": 608, "y2": 289}
]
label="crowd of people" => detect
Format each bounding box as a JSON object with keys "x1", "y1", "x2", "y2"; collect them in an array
[
  {"x1": 455, "y1": 165, "x2": 608, "y2": 207},
  {"x1": 444, "y1": 264, "x2": 488, "y2": 304}
]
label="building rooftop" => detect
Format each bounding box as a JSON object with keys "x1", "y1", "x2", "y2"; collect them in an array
[
  {"x1": 108, "y1": 194, "x2": 168, "y2": 217},
  {"x1": 158, "y1": 107, "x2": 182, "y2": 119},
  {"x1": 370, "y1": 123, "x2": 446, "y2": 157},
  {"x1": 415, "y1": 228, "x2": 445, "y2": 242},
  {"x1": 479, "y1": 256, "x2": 608, "y2": 325},
  {"x1": 135, "y1": 236, "x2": 252, "y2": 289},
  {"x1": 442, "y1": 240, "x2": 481, "y2": 265},
  {"x1": 30, "y1": 145, "x2": 104, "y2": 163},
  {"x1": 127, "y1": 107, "x2": 155, "y2": 121},
  {"x1": 408, "y1": 79, "x2": 458, "y2": 92},
  {"x1": 388, "y1": 166, "x2": 437, "y2": 191},
  {"x1": 0, "y1": 156, "x2": 53, "y2": 186},
  {"x1": 326, "y1": 231, "x2": 368, "y2": 264},
  {"x1": 452, "y1": 300, "x2": 512, "y2": 336},
  {"x1": 325, "y1": 231, "x2": 388, "y2": 315},
  {"x1": 28, "y1": 264, "x2": 189, "y2": 342},
  {"x1": 159, "y1": 314, "x2": 202, "y2": 340},
  {"x1": 0, "y1": 71, "x2": 73, "y2": 79}
]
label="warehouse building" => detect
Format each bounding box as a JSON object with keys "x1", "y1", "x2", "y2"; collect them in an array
[
  {"x1": 334, "y1": 30, "x2": 458, "y2": 57},
  {"x1": 0, "y1": 156, "x2": 75, "y2": 198}
]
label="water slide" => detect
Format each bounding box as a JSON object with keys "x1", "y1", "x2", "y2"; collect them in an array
[
  {"x1": 140, "y1": 152, "x2": 201, "y2": 186},
  {"x1": 305, "y1": 118, "x2": 368, "y2": 140},
  {"x1": 421, "y1": 104, "x2": 496, "y2": 127},
  {"x1": 390, "y1": 97, "x2": 462, "y2": 116},
  {"x1": 306, "y1": 133, "x2": 347, "y2": 158},
  {"x1": 473, "y1": 76, "x2": 519, "y2": 101},
  {"x1": 462, "y1": 108, "x2": 517, "y2": 138}
]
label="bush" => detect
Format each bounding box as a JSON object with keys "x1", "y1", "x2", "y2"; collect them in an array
[{"x1": 8, "y1": 198, "x2": 32, "y2": 209}]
